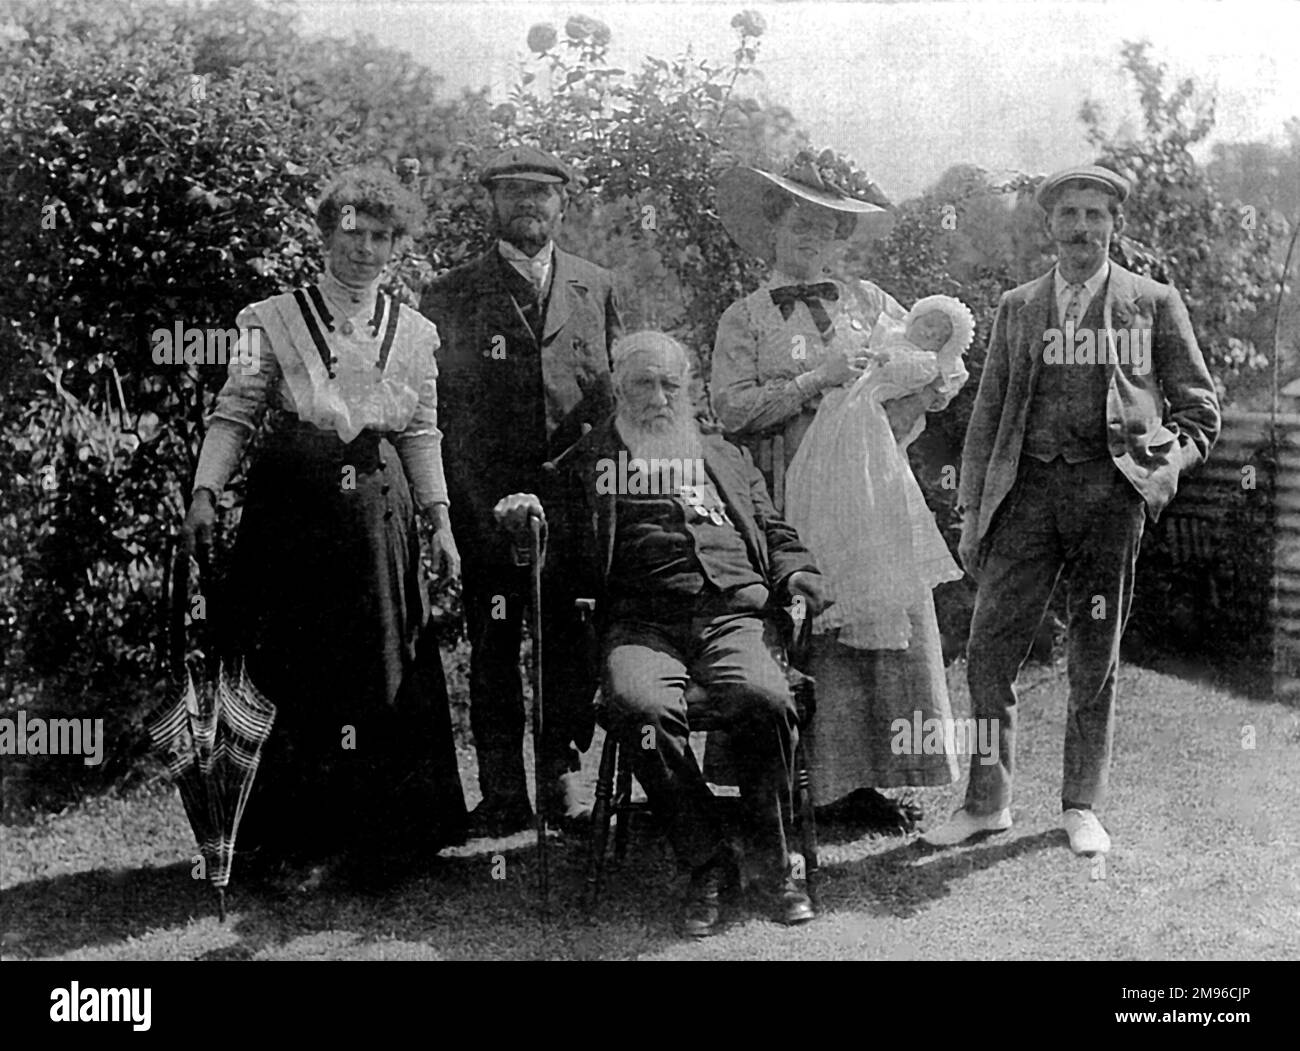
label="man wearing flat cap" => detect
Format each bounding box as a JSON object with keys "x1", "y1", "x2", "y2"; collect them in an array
[
  {"x1": 925, "y1": 164, "x2": 1220, "y2": 854},
  {"x1": 420, "y1": 145, "x2": 622, "y2": 835}
]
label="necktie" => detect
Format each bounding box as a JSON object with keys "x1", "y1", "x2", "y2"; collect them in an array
[
  {"x1": 520, "y1": 260, "x2": 546, "y2": 293},
  {"x1": 770, "y1": 282, "x2": 839, "y2": 337},
  {"x1": 1062, "y1": 283, "x2": 1085, "y2": 329},
  {"x1": 500, "y1": 244, "x2": 548, "y2": 294}
]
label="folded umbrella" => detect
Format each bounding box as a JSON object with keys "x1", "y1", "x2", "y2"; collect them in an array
[
  {"x1": 144, "y1": 545, "x2": 276, "y2": 921},
  {"x1": 143, "y1": 663, "x2": 221, "y2": 890}
]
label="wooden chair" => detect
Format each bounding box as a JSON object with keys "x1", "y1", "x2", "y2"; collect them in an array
[{"x1": 582, "y1": 601, "x2": 819, "y2": 909}]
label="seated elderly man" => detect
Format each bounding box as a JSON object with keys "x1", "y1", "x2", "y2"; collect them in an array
[{"x1": 495, "y1": 331, "x2": 831, "y2": 936}]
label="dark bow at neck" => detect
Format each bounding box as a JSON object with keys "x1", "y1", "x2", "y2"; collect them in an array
[{"x1": 770, "y1": 281, "x2": 838, "y2": 333}]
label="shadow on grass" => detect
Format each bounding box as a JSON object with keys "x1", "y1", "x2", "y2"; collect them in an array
[
  {"x1": 0, "y1": 829, "x2": 700, "y2": 961},
  {"x1": 815, "y1": 830, "x2": 1061, "y2": 921},
  {"x1": 1, "y1": 860, "x2": 215, "y2": 958},
  {"x1": 217, "y1": 829, "x2": 707, "y2": 961},
  {"x1": 1125, "y1": 645, "x2": 1274, "y2": 703},
  {"x1": 4, "y1": 814, "x2": 960, "y2": 960},
  {"x1": 2, "y1": 792, "x2": 1066, "y2": 959},
  {"x1": 1122, "y1": 621, "x2": 1274, "y2": 703}
]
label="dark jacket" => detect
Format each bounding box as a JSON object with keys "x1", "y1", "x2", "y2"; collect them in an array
[
  {"x1": 550, "y1": 418, "x2": 820, "y2": 625},
  {"x1": 420, "y1": 245, "x2": 622, "y2": 562}
]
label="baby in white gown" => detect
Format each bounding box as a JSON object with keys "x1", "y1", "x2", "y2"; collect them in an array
[
  {"x1": 865, "y1": 295, "x2": 973, "y2": 449},
  {"x1": 785, "y1": 295, "x2": 975, "y2": 649}
]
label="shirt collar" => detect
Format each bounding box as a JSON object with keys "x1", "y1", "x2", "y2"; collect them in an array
[
  {"x1": 498, "y1": 239, "x2": 554, "y2": 266},
  {"x1": 1054, "y1": 259, "x2": 1110, "y2": 300}
]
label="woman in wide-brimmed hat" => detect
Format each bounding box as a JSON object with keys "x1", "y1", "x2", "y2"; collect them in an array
[
  {"x1": 712, "y1": 154, "x2": 915, "y2": 482},
  {"x1": 711, "y1": 152, "x2": 960, "y2": 827}
]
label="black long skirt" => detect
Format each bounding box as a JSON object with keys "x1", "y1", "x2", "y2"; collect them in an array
[{"x1": 225, "y1": 416, "x2": 467, "y2": 868}]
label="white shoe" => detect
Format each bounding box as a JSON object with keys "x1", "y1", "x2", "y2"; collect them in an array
[
  {"x1": 920, "y1": 806, "x2": 1013, "y2": 847},
  {"x1": 1062, "y1": 808, "x2": 1111, "y2": 854}
]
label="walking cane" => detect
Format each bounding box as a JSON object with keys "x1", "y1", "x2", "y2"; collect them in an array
[
  {"x1": 526, "y1": 511, "x2": 549, "y2": 916},
  {"x1": 530, "y1": 423, "x2": 589, "y2": 920}
]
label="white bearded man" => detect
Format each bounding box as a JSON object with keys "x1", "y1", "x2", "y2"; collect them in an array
[{"x1": 494, "y1": 331, "x2": 831, "y2": 935}]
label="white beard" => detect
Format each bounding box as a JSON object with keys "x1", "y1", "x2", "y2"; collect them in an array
[{"x1": 615, "y1": 410, "x2": 705, "y2": 465}]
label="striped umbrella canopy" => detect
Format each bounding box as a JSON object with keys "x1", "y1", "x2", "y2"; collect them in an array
[{"x1": 144, "y1": 547, "x2": 276, "y2": 921}]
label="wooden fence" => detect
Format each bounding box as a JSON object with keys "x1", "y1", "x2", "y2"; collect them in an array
[{"x1": 1146, "y1": 408, "x2": 1300, "y2": 703}]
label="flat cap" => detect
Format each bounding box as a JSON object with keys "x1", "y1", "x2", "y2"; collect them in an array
[
  {"x1": 479, "y1": 145, "x2": 571, "y2": 186},
  {"x1": 1036, "y1": 164, "x2": 1130, "y2": 209}
]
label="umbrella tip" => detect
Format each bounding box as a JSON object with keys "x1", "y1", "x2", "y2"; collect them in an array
[{"x1": 217, "y1": 888, "x2": 227, "y2": 923}]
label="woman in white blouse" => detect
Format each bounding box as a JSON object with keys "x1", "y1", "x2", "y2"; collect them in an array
[
  {"x1": 712, "y1": 158, "x2": 960, "y2": 828},
  {"x1": 181, "y1": 167, "x2": 467, "y2": 888}
]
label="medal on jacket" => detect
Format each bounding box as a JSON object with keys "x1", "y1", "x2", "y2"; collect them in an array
[{"x1": 679, "y1": 484, "x2": 732, "y2": 527}]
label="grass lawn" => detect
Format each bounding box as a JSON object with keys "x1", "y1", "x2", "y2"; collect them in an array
[{"x1": 2, "y1": 654, "x2": 1298, "y2": 960}]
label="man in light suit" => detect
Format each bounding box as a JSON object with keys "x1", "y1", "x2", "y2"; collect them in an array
[
  {"x1": 924, "y1": 165, "x2": 1220, "y2": 854},
  {"x1": 420, "y1": 146, "x2": 622, "y2": 835}
]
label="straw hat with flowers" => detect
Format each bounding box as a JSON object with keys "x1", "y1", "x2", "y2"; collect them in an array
[{"x1": 716, "y1": 149, "x2": 895, "y2": 262}]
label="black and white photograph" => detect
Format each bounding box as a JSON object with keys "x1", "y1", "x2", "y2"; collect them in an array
[{"x1": 0, "y1": 0, "x2": 1296, "y2": 997}]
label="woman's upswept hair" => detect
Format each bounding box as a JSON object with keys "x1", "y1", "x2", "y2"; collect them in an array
[{"x1": 315, "y1": 166, "x2": 427, "y2": 239}]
